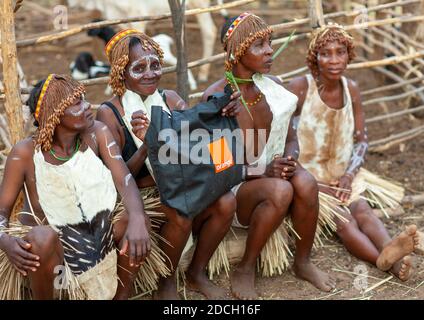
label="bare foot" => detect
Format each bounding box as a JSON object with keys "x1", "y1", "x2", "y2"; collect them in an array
[
  {"x1": 186, "y1": 272, "x2": 227, "y2": 299},
  {"x1": 293, "y1": 261, "x2": 336, "y2": 292},
  {"x1": 390, "y1": 256, "x2": 413, "y2": 281},
  {"x1": 152, "y1": 279, "x2": 180, "y2": 300},
  {"x1": 230, "y1": 266, "x2": 258, "y2": 300},
  {"x1": 376, "y1": 225, "x2": 418, "y2": 271}
]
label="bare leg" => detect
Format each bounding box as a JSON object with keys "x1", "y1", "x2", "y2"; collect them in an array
[
  {"x1": 349, "y1": 200, "x2": 392, "y2": 251},
  {"x1": 376, "y1": 224, "x2": 419, "y2": 271},
  {"x1": 231, "y1": 178, "x2": 293, "y2": 300},
  {"x1": 112, "y1": 211, "x2": 140, "y2": 300},
  {"x1": 154, "y1": 206, "x2": 192, "y2": 300},
  {"x1": 25, "y1": 226, "x2": 63, "y2": 300},
  {"x1": 289, "y1": 168, "x2": 336, "y2": 292},
  {"x1": 186, "y1": 192, "x2": 235, "y2": 299},
  {"x1": 335, "y1": 212, "x2": 380, "y2": 265}
]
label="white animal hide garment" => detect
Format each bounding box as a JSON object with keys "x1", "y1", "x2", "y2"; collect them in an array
[
  {"x1": 34, "y1": 147, "x2": 117, "y2": 275},
  {"x1": 252, "y1": 73, "x2": 298, "y2": 166},
  {"x1": 297, "y1": 74, "x2": 354, "y2": 184}
]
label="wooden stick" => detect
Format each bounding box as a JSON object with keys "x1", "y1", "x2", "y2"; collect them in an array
[
  {"x1": 12, "y1": 0, "x2": 256, "y2": 48},
  {"x1": 308, "y1": 0, "x2": 325, "y2": 28},
  {"x1": 0, "y1": 0, "x2": 25, "y2": 145},
  {"x1": 366, "y1": 104, "x2": 424, "y2": 123},
  {"x1": 168, "y1": 0, "x2": 189, "y2": 102},
  {"x1": 383, "y1": 25, "x2": 424, "y2": 49},
  {"x1": 349, "y1": 50, "x2": 424, "y2": 69},
  {"x1": 362, "y1": 76, "x2": 424, "y2": 96},
  {"x1": 402, "y1": 194, "x2": 424, "y2": 208},
  {"x1": 21, "y1": 0, "x2": 52, "y2": 15},
  {"x1": 374, "y1": 64, "x2": 424, "y2": 106},
  {"x1": 271, "y1": 0, "x2": 420, "y2": 31},
  {"x1": 363, "y1": 87, "x2": 424, "y2": 106},
  {"x1": 369, "y1": 124, "x2": 424, "y2": 151}
]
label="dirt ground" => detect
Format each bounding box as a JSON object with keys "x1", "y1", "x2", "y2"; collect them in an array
[{"x1": 5, "y1": 1, "x2": 424, "y2": 300}]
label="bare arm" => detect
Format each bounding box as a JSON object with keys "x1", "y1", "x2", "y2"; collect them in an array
[
  {"x1": 0, "y1": 141, "x2": 30, "y2": 236},
  {"x1": 0, "y1": 140, "x2": 41, "y2": 274},
  {"x1": 94, "y1": 122, "x2": 151, "y2": 266},
  {"x1": 345, "y1": 80, "x2": 368, "y2": 177},
  {"x1": 96, "y1": 104, "x2": 148, "y2": 178}
]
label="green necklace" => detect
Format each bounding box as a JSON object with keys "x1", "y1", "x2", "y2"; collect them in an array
[
  {"x1": 225, "y1": 72, "x2": 253, "y2": 84},
  {"x1": 49, "y1": 138, "x2": 80, "y2": 161}
]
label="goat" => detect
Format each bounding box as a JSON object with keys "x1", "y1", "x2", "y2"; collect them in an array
[{"x1": 67, "y1": 0, "x2": 227, "y2": 85}]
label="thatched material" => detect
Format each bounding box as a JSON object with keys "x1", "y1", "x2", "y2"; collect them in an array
[
  {"x1": 113, "y1": 186, "x2": 171, "y2": 295},
  {"x1": 258, "y1": 222, "x2": 293, "y2": 277},
  {"x1": 204, "y1": 220, "x2": 294, "y2": 279},
  {"x1": 0, "y1": 186, "x2": 171, "y2": 300},
  {"x1": 314, "y1": 168, "x2": 405, "y2": 245},
  {"x1": 0, "y1": 219, "x2": 87, "y2": 300}
]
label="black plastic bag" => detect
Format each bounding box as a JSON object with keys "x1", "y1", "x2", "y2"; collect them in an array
[{"x1": 145, "y1": 86, "x2": 243, "y2": 218}]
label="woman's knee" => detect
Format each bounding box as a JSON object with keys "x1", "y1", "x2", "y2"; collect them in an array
[
  {"x1": 351, "y1": 200, "x2": 374, "y2": 226},
  {"x1": 266, "y1": 179, "x2": 294, "y2": 213},
  {"x1": 210, "y1": 192, "x2": 236, "y2": 220},
  {"x1": 336, "y1": 213, "x2": 359, "y2": 236},
  {"x1": 292, "y1": 168, "x2": 318, "y2": 198},
  {"x1": 167, "y1": 208, "x2": 192, "y2": 233},
  {"x1": 25, "y1": 226, "x2": 60, "y2": 256}
]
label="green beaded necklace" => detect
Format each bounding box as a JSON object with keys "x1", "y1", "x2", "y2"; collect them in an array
[{"x1": 49, "y1": 138, "x2": 81, "y2": 162}]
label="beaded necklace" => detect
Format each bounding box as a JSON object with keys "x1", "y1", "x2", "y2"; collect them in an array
[{"x1": 49, "y1": 137, "x2": 81, "y2": 162}]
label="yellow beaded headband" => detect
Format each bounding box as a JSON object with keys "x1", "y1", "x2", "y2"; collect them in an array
[
  {"x1": 223, "y1": 12, "x2": 252, "y2": 44},
  {"x1": 105, "y1": 29, "x2": 140, "y2": 59},
  {"x1": 308, "y1": 23, "x2": 353, "y2": 52},
  {"x1": 35, "y1": 73, "x2": 54, "y2": 121}
]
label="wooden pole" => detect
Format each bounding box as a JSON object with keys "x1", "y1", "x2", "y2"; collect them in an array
[
  {"x1": 10, "y1": 0, "x2": 255, "y2": 48},
  {"x1": 168, "y1": 0, "x2": 189, "y2": 102},
  {"x1": 1, "y1": 0, "x2": 25, "y2": 145},
  {"x1": 308, "y1": 0, "x2": 325, "y2": 28}
]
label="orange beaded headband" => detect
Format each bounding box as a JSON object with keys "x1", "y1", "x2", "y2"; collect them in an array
[
  {"x1": 105, "y1": 29, "x2": 139, "y2": 59},
  {"x1": 223, "y1": 12, "x2": 252, "y2": 44},
  {"x1": 35, "y1": 73, "x2": 54, "y2": 121}
]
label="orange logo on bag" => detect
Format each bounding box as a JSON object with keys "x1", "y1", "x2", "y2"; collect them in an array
[{"x1": 207, "y1": 137, "x2": 234, "y2": 173}]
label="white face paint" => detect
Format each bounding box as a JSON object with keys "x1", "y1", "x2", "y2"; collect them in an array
[
  {"x1": 128, "y1": 54, "x2": 162, "y2": 80},
  {"x1": 11, "y1": 157, "x2": 20, "y2": 161},
  {"x1": 69, "y1": 96, "x2": 90, "y2": 117}
]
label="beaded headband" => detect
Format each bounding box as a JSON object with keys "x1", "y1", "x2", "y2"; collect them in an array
[
  {"x1": 223, "y1": 12, "x2": 252, "y2": 44},
  {"x1": 105, "y1": 29, "x2": 139, "y2": 59},
  {"x1": 35, "y1": 73, "x2": 54, "y2": 121},
  {"x1": 308, "y1": 22, "x2": 353, "y2": 52}
]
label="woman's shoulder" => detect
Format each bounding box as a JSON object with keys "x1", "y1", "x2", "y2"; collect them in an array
[
  {"x1": 11, "y1": 138, "x2": 35, "y2": 158},
  {"x1": 201, "y1": 78, "x2": 227, "y2": 102},
  {"x1": 161, "y1": 89, "x2": 188, "y2": 110}
]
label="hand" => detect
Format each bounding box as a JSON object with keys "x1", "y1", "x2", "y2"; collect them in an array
[
  {"x1": 265, "y1": 155, "x2": 297, "y2": 180},
  {"x1": 1, "y1": 235, "x2": 40, "y2": 276},
  {"x1": 318, "y1": 183, "x2": 338, "y2": 198},
  {"x1": 335, "y1": 174, "x2": 353, "y2": 203},
  {"x1": 221, "y1": 91, "x2": 242, "y2": 117},
  {"x1": 119, "y1": 213, "x2": 151, "y2": 267},
  {"x1": 131, "y1": 111, "x2": 150, "y2": 142}
]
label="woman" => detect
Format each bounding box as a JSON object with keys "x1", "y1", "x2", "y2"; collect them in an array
[
  {"x1": 288, "y1": 24, "x2": 420, "y2": 280},
  {"x1": 202, "y1": 13, "x2": 335, "y2": 299},
  {"x1": 0, "y1": 74, "x2": 152, "y2": 299},
  {"x1": 96, "y1": 29, "x2": 239, "y2": 299}
]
